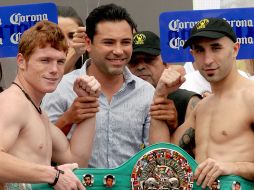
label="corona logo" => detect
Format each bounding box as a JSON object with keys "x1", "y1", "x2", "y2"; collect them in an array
[
  {"x1": 10, "y1": 32, "x2": 22, "y2": 44},
  {"x1": 133, "y1": 33, "x2": 146, "y2": 45},
  {"x1": 10, "y1": 13, "x2": 48, "y2": 25},
  {"x1": 196, "y1": 19, "x2": 209, "y2": 30},
  {"x1": 169, "y1": 37, "x2": 185, "y2": 50}
]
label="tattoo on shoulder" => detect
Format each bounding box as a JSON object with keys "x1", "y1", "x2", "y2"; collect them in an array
[
  {"x1": 190, "y1": 96, "x2": 201, "y2": 109},
  {"x1": 179, "y1": 127, "x2": 195, "y2": 155}
]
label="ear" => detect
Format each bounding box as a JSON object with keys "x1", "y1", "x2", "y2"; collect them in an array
[
  {"x1": 84, "y1": 35, "x2": 92, "y2": 53},
  {"x1": 232, "y1": 42, "x2": 240, "y2": 58},
  {"x1": 16, "y1": 53, "x2": 26, "y2": 70}
]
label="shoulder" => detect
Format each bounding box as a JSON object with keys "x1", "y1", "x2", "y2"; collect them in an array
[
  {"x1": 124, "y1": 67, "x2": 155, "y2": 92},
  {"x1": 132, "y1": 75, "x2": 155, "y2": 98},
  {"x1": 134, "y1": 74, "x2": 154, "y2": 89},
  {"x1": 240, "y1": 79, "x2": 254, "y2": 102},
  {"x1": 169, "y1": 89, "x2": 202, "y2": 101},
  {"x1": 0, "y1": 87, "x2": 28, "y2": 125}
]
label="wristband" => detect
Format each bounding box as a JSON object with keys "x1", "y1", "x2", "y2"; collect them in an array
[{"x1": 48, "y1": 166, "x2": 65, "y2": 186}]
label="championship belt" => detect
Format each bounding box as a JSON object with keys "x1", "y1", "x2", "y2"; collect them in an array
[{"x1": 31, "y1": 143, "x2": 211, "y2": 190}]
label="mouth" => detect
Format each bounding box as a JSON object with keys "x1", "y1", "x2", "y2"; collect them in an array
[
  {"x1": 107, "y1": 58, "x2": 127, "y2": 65},
  {"x1": 137, "y1": 74, "x2": 150, "y2": 80},
  {"x1": 204, "y1": 68, "x2": 217, "y2": 76},
  {"x1": 44, "y1": 77, "x2": 59, "y2": 82}
]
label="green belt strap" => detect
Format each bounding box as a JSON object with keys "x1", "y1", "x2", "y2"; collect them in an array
[{"x1": 30, "y1": 143, "x2": 253, "y2": 190}]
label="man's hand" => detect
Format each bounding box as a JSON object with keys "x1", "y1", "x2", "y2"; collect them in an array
[
  {"x1": 150, "y1": 97, "x2": 178, "y2": 132},
  {"x1": 71, "y1": 27, "x2": 87, "y2": 56},
  {"x1": 73, "y1": 75, "x2": 101, "y2": 97},
  {"x1": 155, "y1": 68, "x2": 185, "y2": 98},
  {"x1": 194, "y1": 158, "x2": 231, "y2": 189},
  {"x1": 54, "y1": 163, "x2": 85, "y2": 190},
  {"x1": 66, "y1": 96, "x2": 99, "y2": 124}
]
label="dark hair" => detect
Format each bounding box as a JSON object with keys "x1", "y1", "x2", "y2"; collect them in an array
[
  {"x1": 84, "y1": 174, "x2": 91, "y2": 178},
  {"x1": 18, "y1": 20, "x2": 68, "y2": 61},
  {"x1": 106, "y1": 175, "x2": 114, "y2": 180},
  {"x1": 86, "y1": 3, "x2": 137, "y2": 42},
  {"x1": 57, "y1": 5, "x2": 84, "y2": 27}
]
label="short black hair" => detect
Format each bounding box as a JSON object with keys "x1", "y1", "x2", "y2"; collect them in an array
[
  {"x1": 235, "y1": 181, "x2": 241, "y2": 186},
  {"x1": 84, "y1": 174, "x2": 91, "y2": 178},
  {"x1": 86, "y1": 3, "x2": 137, "y2": 42},
  {"x1": 106, "y1": 175, "x2": 114, "y2": 180}
]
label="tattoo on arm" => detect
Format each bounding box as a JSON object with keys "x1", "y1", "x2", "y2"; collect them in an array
[
  {"x1": 179, "y1": 127, "x2": 195, "y2": 157},
  {"x1": 190, "y1": 96, "x2": 201, "y2": 110}
]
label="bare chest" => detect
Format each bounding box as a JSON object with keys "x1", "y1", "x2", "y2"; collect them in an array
[
  {"x1": 10, "y1": 113, "x2": 52, "y2": 164},
  {"x1": 195, "y1": 98, "x2": 250, "y2": 143}
]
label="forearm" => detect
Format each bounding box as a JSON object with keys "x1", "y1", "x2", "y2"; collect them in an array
[
  {"x1": 69, "y1": 117, "x2": 95, "y2": 167},
  {"x1": 0, "y1": 152, "x2": 56, "y2": 184},
  {"x1": 54, "y1": 116, "x2": 96, "y2": 166},
  {"x1": 231, "y1": 162, "x2": 254, "y2": 180},
  {"x1": 55, "y1": 111, "x2": 73, "y2": 130},
  {"x1": 149, "y1": 118, "x2": 170, "y2": 144},
  {"x1": 64, "y1": 49, "x2": 82, "y2": 74}
]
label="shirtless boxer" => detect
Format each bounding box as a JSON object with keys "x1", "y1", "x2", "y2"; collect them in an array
[
  {"x1": 151, "y1": 18, "x2": 254, "y2": 189},
  {"x1": 0, "y1": 20, "x2": 100, "y2": 189}
]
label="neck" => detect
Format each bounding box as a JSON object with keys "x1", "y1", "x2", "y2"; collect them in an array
[
  {"x1": 211, "y1": 68, "x2": 240, "y2": 95},
  {"x1": 87, "y1": 62, "x2": 124, "y2": 89},
  {"x1": 12, "y1": 80, "x2": 42, "y2": 114},
  {"x1": 87, "y1": 62, "x2": 125, "y2": 102}
]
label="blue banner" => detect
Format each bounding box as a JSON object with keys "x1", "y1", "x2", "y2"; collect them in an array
[
  {"x1": 159, "y1": 8, "x2": 254, "y2": 63},
  {"x1": 0, "y1": 3, "x2": 58, "y2": 58}
]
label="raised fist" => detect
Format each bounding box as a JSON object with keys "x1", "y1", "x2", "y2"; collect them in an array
[{"x1": 73, "y1": 75, "x2": 101, "y2": 97}]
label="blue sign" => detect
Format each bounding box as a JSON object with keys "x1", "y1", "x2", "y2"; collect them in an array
[
  {"x1": 159, "y1": 8, "x2": 254, "y2": 63},
  {"x1": 0, "y1": 3, "x2": 58, "y2": 58}
]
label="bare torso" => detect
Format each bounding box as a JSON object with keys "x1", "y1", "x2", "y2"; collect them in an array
[
  {"x1": 0, "y1": 86, "x2": 52, "y2": 166},
  {"x1": 194, "y1": 79, "x2": 254, "y2": 163}
]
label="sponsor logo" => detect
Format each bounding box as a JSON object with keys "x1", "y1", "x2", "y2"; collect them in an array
[
  {"x1": 133, "y1": 33, "x2": 146, "y2": 45},
  {"x1": 10, "y1": 13, "x2": 48, "y2": 25},
  {"x1": 196, "y1": 18, "x2": 209, "y2": 30},
  {"x1": 10, "y1": 32, "x2": 22, "y2": 44}
]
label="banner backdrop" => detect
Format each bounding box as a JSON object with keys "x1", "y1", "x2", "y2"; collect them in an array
[
  {"x1": 159, "y1": 8, "x2": 254, "y2": 63},
  {"x1": 0, "y1": 3, "x2": 57, "y2": 58}
]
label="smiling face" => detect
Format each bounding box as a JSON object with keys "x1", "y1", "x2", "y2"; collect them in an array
[
  {"x1": 190, "y1": 36, "x2": 239, "y2": 83},
  {"x1": 17, "y1": 45, "x2": 66, "y2": 94},
  {"x1": 128, "y1": 53, "x2": 165, "y2": 87},
  {"x1": 86, "y1": 20, "x2": 133, "y2": 77}
]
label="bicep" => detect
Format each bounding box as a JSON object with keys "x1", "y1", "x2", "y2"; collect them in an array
[
  {"x1": 185, "y1": 95, "x2": 201, "y2": 120},
  {"x1": 50, "y1": 123, "x2": 70, "y2": 164},
  {"x1": 171, "y1": 108, "x2": 196, "y2": 148},
  {"x1": 0, "y1": 111, "x2": 22, "y2": 152}
]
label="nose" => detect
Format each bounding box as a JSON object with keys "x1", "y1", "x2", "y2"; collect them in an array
[
  {"x1": 112, "y1": 44, "x2": 124, "y2": 55},
  {"x1": 136, "y1": 62, "x2": 146, "y2": 71},
  {"x1": 49, "y1": 62, "x2": 60, "y2": 74},
  {"x1": 203, "y1": 51, "x2": 213, "y2": 66}
]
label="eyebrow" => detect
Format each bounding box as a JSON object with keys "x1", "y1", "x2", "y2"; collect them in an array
[
  {"x1": 192, "y1": 44, "x2": 203, "y2": 50},
  {"x1": 192, "y1": 42, "x2": 223, "y2": 49},
  {"x1": 210, "y1": 42, "x2": 223, "y2": 47}
]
